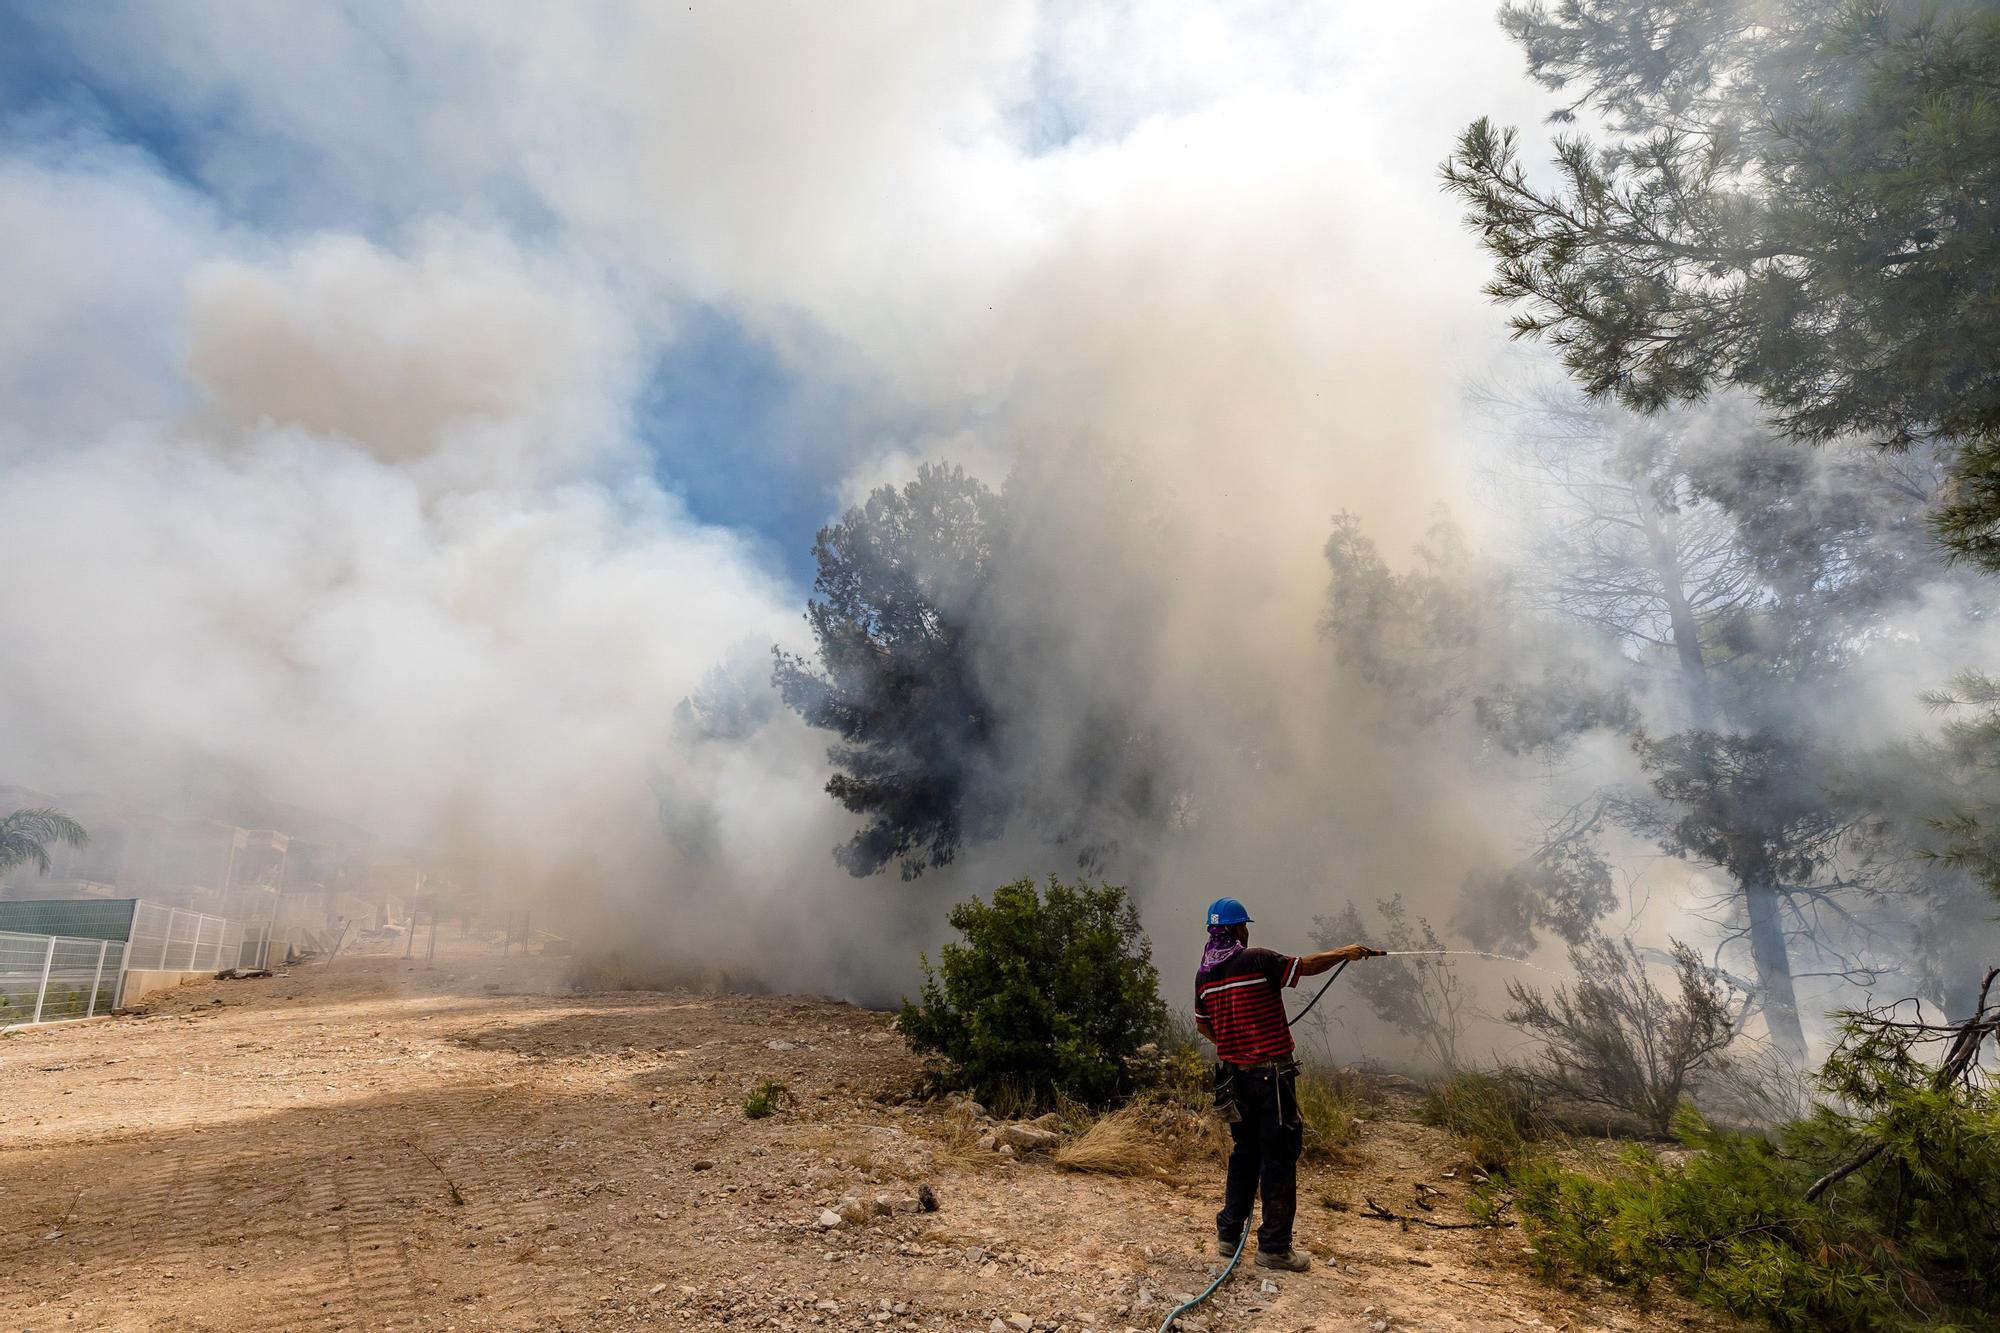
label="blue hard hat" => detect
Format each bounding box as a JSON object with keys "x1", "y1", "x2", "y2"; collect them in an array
[{"x1": 1206, "y1": 897, "x2": 1252, "y2": 927}]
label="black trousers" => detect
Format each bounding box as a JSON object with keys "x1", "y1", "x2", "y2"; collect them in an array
[{"x1": 1214, "y1": 1060, "x2": 1302, "y2": 1254}]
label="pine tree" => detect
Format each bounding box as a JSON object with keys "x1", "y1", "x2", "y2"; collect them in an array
[
  {"x1": 772, "y1": 463, "x2": 1006, "y2": 878},
  {"x1": 1445, "y1": 0, "x2": 2000, "y2": 565}
]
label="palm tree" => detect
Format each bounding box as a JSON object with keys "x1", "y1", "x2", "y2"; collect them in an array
[{"x1": 0, "y1": 808, "x2": 89, "y2": 878}]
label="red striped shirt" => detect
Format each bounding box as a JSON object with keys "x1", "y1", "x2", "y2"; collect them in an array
[{"x1": 1195, "y1": 947, "x2": 1300, "y2": 1063}]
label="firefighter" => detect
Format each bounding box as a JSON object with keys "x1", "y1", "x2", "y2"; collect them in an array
[{"x1": 1194, "y1": 897, "x2": 1380, "y2": 1271}]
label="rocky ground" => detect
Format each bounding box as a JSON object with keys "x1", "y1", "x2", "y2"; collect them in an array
[{"x1": 0, "y1": 947, "x2": 1741, "y2": 1332}]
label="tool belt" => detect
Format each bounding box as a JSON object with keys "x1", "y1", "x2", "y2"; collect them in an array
[{"x1": 1211, "y1": 1054, "x2": 1300, "y2": 1125}]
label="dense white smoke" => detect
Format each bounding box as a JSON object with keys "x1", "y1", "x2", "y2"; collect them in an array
[
  {"x1": 31, "y1": 1, "x2": 1978, "y2": 1024},
  {"x1": 0, "y1": 186, "x2": 816, "y2": 994}
]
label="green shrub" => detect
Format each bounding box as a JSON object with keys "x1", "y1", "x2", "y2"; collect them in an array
[
  {"x1": 1147, "y1": 1043, "x2": 1213, "y2": 1116},
  {"x1": 897, "y1": 875, "x2": 1167, "y2": 1112},
  {"x1": 1490, "y1": 1006, "x2": 2000, "y2": 1331},
  {"x1": 1424, "y1": 1069, "x2": 1543, "y2": 1174},
  {"x1": 742, "y1": 1080, "x2": 788, "y2": 1119}
]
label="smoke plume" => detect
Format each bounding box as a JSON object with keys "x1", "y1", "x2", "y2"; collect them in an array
[{"x1": 4, "y1": 2, "x2": 1989, "y2": 1030}]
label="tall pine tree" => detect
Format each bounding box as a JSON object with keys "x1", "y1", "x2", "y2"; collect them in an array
[{"x1": 1445, "y1": 0, "x2": 2000, "y2": 565}]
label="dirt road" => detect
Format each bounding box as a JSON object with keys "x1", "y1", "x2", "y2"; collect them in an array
[{"x1": 0, "y1": 950, "x2": 1733, "y2": 1332}]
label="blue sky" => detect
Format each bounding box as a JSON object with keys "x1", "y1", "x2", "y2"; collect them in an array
[
  {"x1": 0, "y1": 7, "x2": 280, "y2": 224},
  {"x1": 0, "y1": 2, "x2": 926, "y2": 589},
  {"x1": 635, "y1": 308, "x2": 924, "y2": 584}
]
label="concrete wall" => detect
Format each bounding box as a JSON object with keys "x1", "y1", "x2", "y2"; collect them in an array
[
  {"x1": 117, "y1": 969, "x2": 212, "y2": 1005},
  {"x1": 118, "y1": 937, "x2": 288, "y2": 1005}
]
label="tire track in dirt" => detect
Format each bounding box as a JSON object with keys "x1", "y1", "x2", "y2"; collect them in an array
[
  {"x1": 230, "y1": 1158, "x2": 368, "y2": 1331},
  {"x1": 330, "y1": 1145, "x2": 427, "y2": 1330},
  {"x1": 3, "y1": 1133, "x2": 305, "y2": 1329}
]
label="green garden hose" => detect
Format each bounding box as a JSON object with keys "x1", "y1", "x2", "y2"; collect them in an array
[{"x1": 1157, "y1": 1224, "x2": 1247, "y2": 1333}]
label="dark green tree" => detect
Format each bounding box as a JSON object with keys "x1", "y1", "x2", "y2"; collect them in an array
[
  {"x1": 1326, "y1": 390, "x2": 1971, "y2": 1062},
  {"x1": 1445, "y1": 0, "x2": 2000, "y2": 565},
  {"x1": 773, "y1": 463, "x2": 1006, "y2": 878},
  {"x1": 1916, "y1": 673, "x2": 2000, "y2": 908},
  {"x1": 1323, "y1": 506, "x2": 1634, "y2": 751},
  {"x1": 1834, "y1": 678, "x2": 2000, "y2": 1020},
  {"x1": 896, "y1": 875, "x2": 1167, "y2": 1111},
  {"x1": 774, "y1": 460, "x2": 1171, "y2": 880},
  {"x1": 674, "y1": 647, "x2": 779, "y2": 744},
  {"x1": 655, "y1": 644, "x2": 782, "y2": 863},
  {"x1": 1456, "y1": 795, "x2": 1620, "y2": 957}
]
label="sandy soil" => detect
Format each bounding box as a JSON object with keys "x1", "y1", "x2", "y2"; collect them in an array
[{"x1": 0, "y1": 947, "x2": 1741, "y2": 1332}]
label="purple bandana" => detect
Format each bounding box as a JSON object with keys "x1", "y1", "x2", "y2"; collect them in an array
[{"x1": 1200, "y1": 923, "x2": 1244, "y2": 974}]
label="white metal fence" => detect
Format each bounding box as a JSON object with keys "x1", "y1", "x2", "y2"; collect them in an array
[
  {"x1": 0, "y1": 930, "x2": 128, "y2": 1029},
  {"x1": 128, "y1": 903, "x2": 269, "y2": 973}
]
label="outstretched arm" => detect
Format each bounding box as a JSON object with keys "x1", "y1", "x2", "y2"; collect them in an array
[{"x1": 1297, "y1": 943, "x2": 1383, "y2": 976}]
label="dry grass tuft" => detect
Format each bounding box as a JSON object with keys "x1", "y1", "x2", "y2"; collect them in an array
[
  {"x1": 1421, "y1": 1068, "x2": 1545, "y2": 1173},
  {"x1": 924, "y1": 1105, "x2": 1008, "y2": 1173},
  {"x1": 1297, "y1": 1064, "x2": 1367, "y2": 1162},
  {"x1": 1053, "y1": 1107, "x2": 1171, "y2": 1178}
]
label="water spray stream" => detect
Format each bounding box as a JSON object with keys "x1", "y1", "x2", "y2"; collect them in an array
[
  {"x1": 1377, "y1": 949, "x2": 1570, "y2": 979},
  {"x1": 1285, "y1": 949, "x2": 1570, "y2": 1034}
]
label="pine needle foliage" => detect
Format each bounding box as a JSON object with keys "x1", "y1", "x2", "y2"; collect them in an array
[
  {"x1": 742, "y1": 1080, "x2": 788, "y2": 1119},
  {"x1": 772, "y1": 463, "x2": 1004, "y2": 878},
  {"x1": 1492, "y1": 973, "x2": 2000, "y2": 1331},
  {"x1": 1446, "y1": 0, "x2": 2000, "y2": 569},
  {"x1": 897, "y1": 875, "x2": 1167, "y2": 1112},
  {"x1": 1915, "y1": 671, "x2": 2000, "y2": 907}
]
